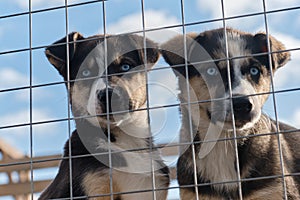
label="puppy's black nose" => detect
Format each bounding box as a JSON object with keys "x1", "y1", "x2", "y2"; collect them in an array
[
  {"x1": 97, "y1": 88, "x2": 131, "y2": 115},
  {"x1": 97, "y1": 89, "x2": 114, "y2": 114},
  {"x1": 232, "y1": 96, "x2": 252, "y2": 119}
]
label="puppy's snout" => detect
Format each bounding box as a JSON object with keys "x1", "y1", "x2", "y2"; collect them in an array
[
  {"x1": 97, "y1": 89, "x2": 126, "y2": 114},
  {"x1": 98, "y1": 88, "x2": 113, "y2": 106},
  {"x1": 98, "y1": 89, "x2": 118, "y2": 114},
  {"x1": 232, "y1": 96, "x2": 252, "y2": 120}
]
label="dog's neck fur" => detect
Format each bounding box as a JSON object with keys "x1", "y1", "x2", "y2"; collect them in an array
[
  {"x1": 180, "y1": 105, "x2": 273, "y2": 193},
  {"x1": 76, "y1": 103, "x2": 163, "y2": 174},
  {"x1": 114, "y1": 103, "x2": 151, "y2": 147},
  {"x1": 111, "y1": 117, "x2": 151, "y2": 151},
  {"x1": 110, "y1": 107, "x2": 166, "y2": 174}
]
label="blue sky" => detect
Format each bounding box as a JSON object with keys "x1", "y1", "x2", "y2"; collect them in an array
[{"x1": 0, "y1": 0, "x2": 300, "y2": 199}]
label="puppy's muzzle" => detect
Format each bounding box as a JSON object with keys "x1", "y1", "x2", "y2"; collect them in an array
[
  {"x1": 97, "y1": 88, "x2": 131, "y2": 115},
  {"x1": 232, "y1": 96, "x2": 253, "y2": 122}
]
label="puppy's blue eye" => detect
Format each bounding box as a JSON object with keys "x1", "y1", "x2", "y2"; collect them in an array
[
  {"x1": 250, "y1": 67, "x2": 260, "y2": 76},
  {"x1": 121, "y1": 64, "x2": 131, "y2": 72},
  {"x1": 82, "y1": 69, "x2": 91, "y2": 77},
  {"x1": 207, "y1": 67, "x2": 217, "y2": 76}
]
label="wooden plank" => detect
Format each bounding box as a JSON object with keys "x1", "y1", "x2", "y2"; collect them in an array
[
  {"x1": 0, "y1": 180, "x2": 51, "y2": 196},
  {"x1": 0, "y1": 140, "x2": 25, "y2": 159},
  {"x1": 160, "y1": 144, "x2": 179, "y2": 157},
  {"x1": 169, "y1": 167, "x2": 176, "y2": 180},
  {"x1": 0, "y1": 155, "x2": 61, "y2": 173},
  {"x1": 0, "y1": 143, "x2": 179, "y2": 173},
  {"x1": 0, "y1": 143, "x2": 178, "y2": 198}
]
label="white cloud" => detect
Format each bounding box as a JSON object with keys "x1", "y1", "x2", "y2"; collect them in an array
[
  {"x1": 196, "y1": 0, "x2": 300, "y2": 31},
  {"x1": 106, "y1": 10, "x2": 180, "y2": 43},
  {"x1": 264, "y1": 0, "x2": 300, "y2": 11},
  {"x1": 271, "y1": 33, "x2": 300, "y2": 89},
  {"x1": 290, "y1": 108, "x2": 300, "y2": 128},
  {"x1": 0, "y1": 68, "x2": 54, "y2": 102},
  {"x1": 148, "y1": 68, "x2": 179, "y2": 106},
  {"x1": 0, "y1": 109, "x2": 60, "y2": 156},
  {"x1": 148, "y1": 65, "x2": 181, "y2": 141},
  {"x1": 197, "y1": 0, "x2": 299, "y2": 19},
  {"x1": 197, "y1": 0, "x2": 261, "y2": 19},
  {"x1": 11, "y1": 0, "x2": 62, "y2": 9},
  {"x1": 0, "y1": 109, "x2": 56, "y2": 127},
  {"x1": 0, "y1": 109, "x2": 61, "y2": 155},
  {"x1": 11, "y1": 0, "x2": 82, "y2": 10},
  {"x1": 0, "y1": 68, "x2": 28, "y2": 90}
]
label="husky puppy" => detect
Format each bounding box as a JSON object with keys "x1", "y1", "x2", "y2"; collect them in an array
[
  {"x1": 161, "y1": 28, "x2": 300, "y2": 199},
  {"x1": 39, "y1": 32, "x2": 169, "y2": 200}
]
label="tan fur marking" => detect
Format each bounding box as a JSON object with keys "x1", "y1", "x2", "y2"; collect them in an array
[
  {"x1": 83, "y1": 170, "x2": 168, "y2": 200},
  {"x1": 82, "y1": 171, "x2": 120, "y2": 200}
]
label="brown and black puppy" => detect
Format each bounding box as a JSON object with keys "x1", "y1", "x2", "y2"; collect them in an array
[
  {"x1": 39, "y1": 32, "x2": 169, "y2": 200},
  {"x1": 161, "y1": 28, "x2": 300, "y2": 199}
]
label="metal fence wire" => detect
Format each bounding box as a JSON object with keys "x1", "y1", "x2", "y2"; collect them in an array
[{"x1": 0, "y1": 0, "x2": 300, "y2": 200}]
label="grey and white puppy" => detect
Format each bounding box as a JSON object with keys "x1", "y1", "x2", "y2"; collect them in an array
[{"x1": 39, "y1": 32, "x2": 169, "y2": 200}]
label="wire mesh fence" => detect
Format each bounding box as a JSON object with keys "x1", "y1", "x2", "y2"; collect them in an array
[{"x1": 0, "y1": 0, "x2": 300, "y2": 200}]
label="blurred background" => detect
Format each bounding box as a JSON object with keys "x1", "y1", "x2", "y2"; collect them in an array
[{"x1": 0, "y1": 0, "x2": 300, "y2": 199}]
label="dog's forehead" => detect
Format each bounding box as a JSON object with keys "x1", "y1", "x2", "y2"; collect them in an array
[
  {"x1": 213, "y1": 32, "x2": 251, "y2": 59},
  {"x1": 79, "y1": 36, "x2": 143, "y2": 71},
  {"x1": 106, "y1": 37, "x2": 143, "y2": 64},
  {"x1": 196, "y1": 29, "x2": 253, "y2": 70}
]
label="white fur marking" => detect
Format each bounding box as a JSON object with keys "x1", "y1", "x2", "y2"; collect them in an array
[
  {"x1": 87, "y1": 78, "x2": 108, "y2": 116},
  {"x1": 198, "y1": 122, "x2": 223, "y2": 159},
  {"x1": 198, "y1": 130, "x2": 238, "y2": 192},
  {"x1": 225, "y1": 59, "x2": 262, "y2": 130},
  {"x1": 219, "y1": 32, "x2": 250, "y2": 58}
]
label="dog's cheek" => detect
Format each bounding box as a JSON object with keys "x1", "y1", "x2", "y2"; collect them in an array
[
  {"x1": 111, "y1": 74, "x2": 146, "y2": 109},
  {"x1": 71, "y1": 83, "x2": 91, "y2": 117},
  {"x1": 133, "y1": 88, "x2": 147, "y2": 108},
  {"x1": 255, "y1": 74, "x2": 271, "y2": 106},
  {"x1": 189, "y1": 76, "x2": 212, "y2": 102},
  {"x1": 131, "y1": 78, "x2": 147, "y2": 108}
]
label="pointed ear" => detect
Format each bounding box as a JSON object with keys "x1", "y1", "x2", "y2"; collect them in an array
[
  {"x1": 45, "y1": 32, "x2": 84, "y2": 76},
  {"x1": 128, "y1": 35, "x2": 160, "y2": 68},
  {"x1": 253, "y1": 33, "x2": 291, "y2": 69},
  {"x1": 144, "y1": 38, "x2": 160, "y2": 67},
  {"x1": 160, "y1": 33, "x2": 198, "y2": 75}
]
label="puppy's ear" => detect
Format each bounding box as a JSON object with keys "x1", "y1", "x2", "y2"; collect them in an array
[
  {"x1": 253, "y1": 33, "x2": 291, "y2": 69},
  {"x1": 160, "y1": 33, "x2": 198, "y2": 76},
  {"x1": 45, "y1": 32, "x2": 84, "y2": 76},
  {"x1": 128, "y1": 35, "x2": 160, "y2": 67},
  {"x1": 144, "y1": 38, "x2": 160, "y2": 66}
]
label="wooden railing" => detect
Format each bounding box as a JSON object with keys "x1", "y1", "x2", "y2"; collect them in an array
[{"x1": 0, "y1": 140, "x2": 178, "y2": 200}]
